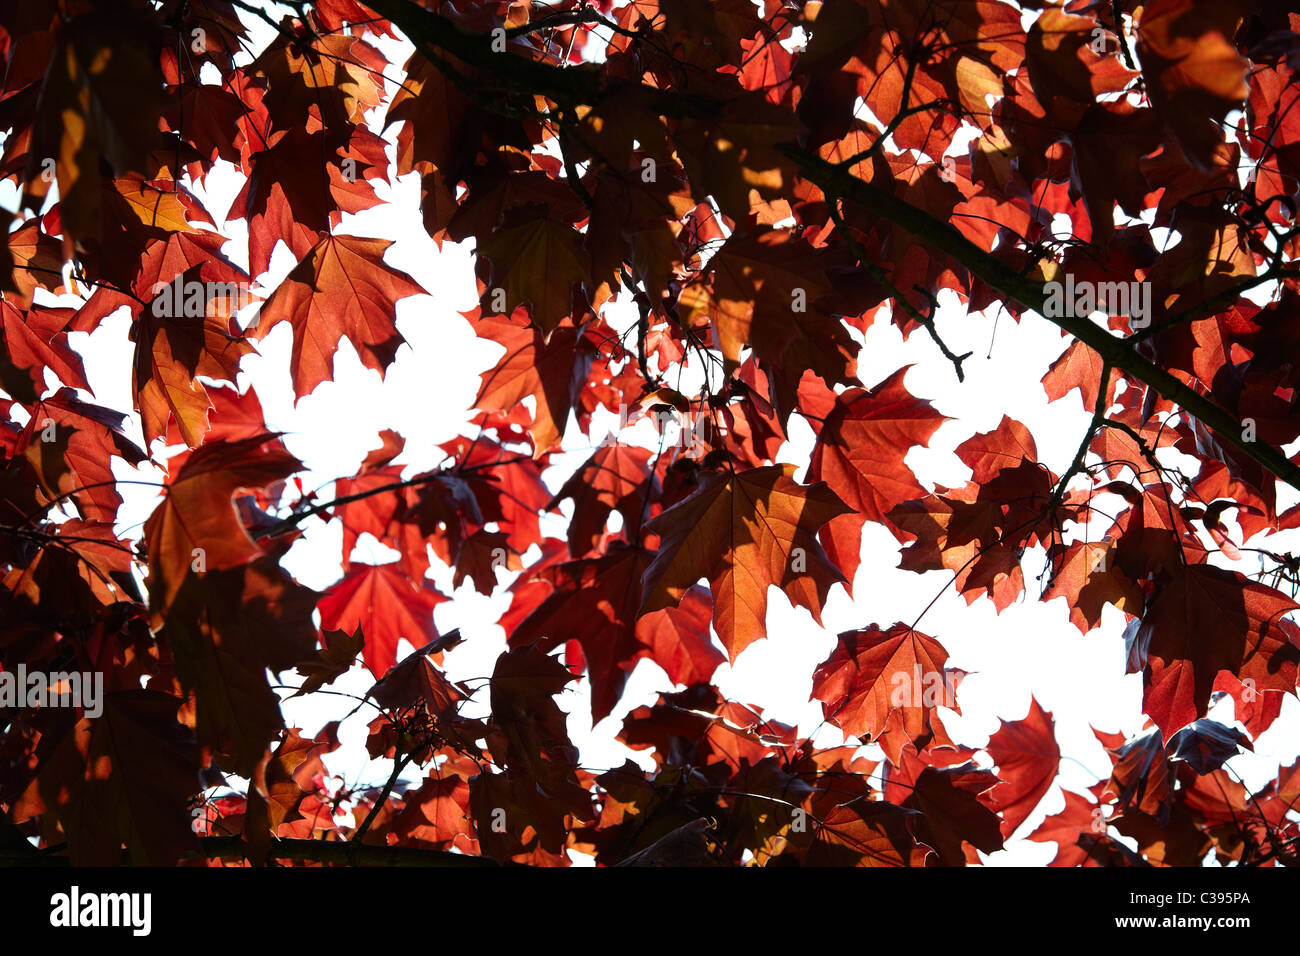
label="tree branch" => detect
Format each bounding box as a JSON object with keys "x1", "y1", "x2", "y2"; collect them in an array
[
  {"x1": 827, "y1": 198, "x2": 970, "y2": 380},
  {"x1": 1045, "y1": 361, "x2": 1112, "y2": 522},
  {"x1": 363, "y1": 0, "x2": 1300, "y2": 495},
  {"x1": 780, "y1": 148, "x2": 1300, "y2": 495}
]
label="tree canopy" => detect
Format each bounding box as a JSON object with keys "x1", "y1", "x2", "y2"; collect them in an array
[{"x1": 2, "y1": 0, "x2": 1300, "y2": 867}]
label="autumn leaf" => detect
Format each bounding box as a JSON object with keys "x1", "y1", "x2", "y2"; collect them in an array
[
  {"x1": 317, "y1": 561, "x2": 447, "y2": 679},
  {"x1": 811, "y1": 623, "x2": 962, "y2": 764},
  {"x1": 0, "y1": 301, "x2": 89, "y2": 401},
  {"x1": 13, "y1": 691, "x2": 199, "y2": 866},
  {"x1": 982, "y1": 698, "x2": 1060, "y2": 838},
  {"x1": 143, "y1": 434, "x2": 302, "y2": 621},
  {"x1": 901, "y1": 763, "x2": 1004, "y2": 865},
  {"x1": 20, "y1": 388, "x2": 147, "y2": 523},
  {"x1": 22, "y1": 2, "x2": 170, "y2": 248},
  {"x1": 549, "y1": 444, "x2": 656, "y2": 555},
  {"x1": 160, "y1": 556, "x2": 319, "y2": 776},
  {"x1": 808, "y1": 366, "x2": 947, "y2": 585},
  {"x1": 294, "y1": 627, "x2": 365, "y2": 697},
  {"x1": 478, "y1": 217, "x2": 591, "y2": 335},
  {"x1": 1026, "y1": 789, "x2": 1111, "y2": 866},
  {"x1": 1134, "y1": 565, "x2": 1300, "y2": 741},
  {"x1": 472, "y1": 313, "x2": 593, "y2": 456},
  {"x1": 132, "y1": 267, "x2": 256, "y2": 448},
  {"x1": 255, "y1": 235, "x2": 426, "y2": 399},
  {"x1": 676, "y1": 228, "x2": 858, "y2": 388},
  {"x1": 641, "y1": 464, "x2": 850, "y2": 658},
  {"x1": 1136, "y1": 0, "x2": 1250, "y2": 170},
  {"x1": 803, "y1": 799, "x2": 928, "y2": 867}
]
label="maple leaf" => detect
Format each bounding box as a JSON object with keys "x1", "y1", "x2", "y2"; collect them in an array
[
  {"x1": 803, "y1": 799, "x2": 929, "y2": 867},
  {"x1": 1136, "y1": 0, "x2": 1250, "y2": 170},
  {"x1": 143, "y1": 434, "x2": 302, "y2": 621},
  {"x1": 1167, "y1": 719, "x2": 1251, "y2": 775},
  {"x1": 248, "y1": 28, "x2": 386, "y2": 133},
  {"x1": 1099, "y1": 730, "x2": 1175, "y2": 825},
  {"x1": 244, "y1": 726, "x2": 338, "y2": 856},
  {"x1": 294, "y1": 627, "x2": 365, "y2": 697},
  {"x1": 1133, "y1": 565, "x2": 1300, "y2": 741},
  {"x1": 549, "y1": 444, "x2": 657, "y2": 555},
  {"x1": 509, "y1": 544, "x2": 721, "y2": 722},
  {"x1": 900, "y1": 763, "x2": 1004, "y2": 865},
  {"x1": 473, "y1": 645, "x2": 593, "y2": 862},
  {"x1": 394, "y1": 768, "x2": 475, "y2": 850},
  {"x1": 808, "y1": 367, "x2": 947, "y2": 585},
  {"x1": 811, "y1": 623, "x2": 962, "y2": 765},
  {"x1": 982, "y1": 698, "x2": 1060, "y2": 838},
  {"x1": 132, "y1": 267, "x2": 256, "y2": 448},
  {"x1": 1042, "y1": 339, "x2": 1115, "y2": 412},
  {"x1": 508, "y1": 544, "x2": 657, "y2": 723},
  {"x1": 1043, "y1": 539, "x2": 1142, "y2": 634},
  {"x1": 0, "y1": 302, "x2": 88, "y2": 402},
  {"x1": 317, "y1": 561, "x2": 448, "y2": 679},
  {"x1": 955, "y1": 415, "x2": 1039, "y2": 483},
  {"x1": 159, "y1": 556, "x2": 319, "y2": 776},
  {"x1": 255, "y1": 235, "x2": 426, "y2": 399},
  {"x1": 13, "y1": 690, "x2": 199, "y2": 866},
  {"x1": 367, "y1": 634, "x2": 466, "y2": 718},
  {"x1": 676, "y1": 228, "x2": 858, "y2": 388},
  {"x1": 477, "y1": 217, "x2": 591, "y2": 335},
  {"x1": 634, "y1": 585, "x2": 723, "y2": 688},
  {"x1": 22, "y1": 1, "x2": 171, "y2": 249},
  {"x1": 20, "y1": 389, "x2": 147, "y2": 523},
  {"x1": 2, "y1": 220, "x2": 66, "y2": 309},
  {"x1": 472, "y1": 314, "x2": 593, "y2": 456},
  {"x1": 614, "y1": 816, "x2": 720, "y2": 867},
  {"x1": 1027, "y1": 789, "x2": 1112, "y2": 867},
  {"x1": 641, "y1": 464, "x2": 850, "y2": 658}
]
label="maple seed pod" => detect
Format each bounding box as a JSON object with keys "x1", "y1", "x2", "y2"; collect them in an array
[
  {"x1": 191, "y1": 27, "x2": 206, "y2": 54},
  {"x1": 1241, "y1": 678, "x2": 1257, "y2": 702},
  {"x1": 790, "y1": 546, "x2": 806, "y2": 573},
  {"x1": 491, "y1": 807, "x2": 507, "y2": 833},
  {"x1": 790, "y1": 808, "x2": 807, "y2": 833},
  {"x1": 939, "y1": 156, "x2": 957, "y2": 183},
  {"x1": 1090, "y1": 806, "x2": 1107, "y2": 834},
  {"x1": 490, "y1": 287, "x2": 507, "y2": 314},
  {"x1": 340, "y1": 157, "x2": 358, "y2": 183},
  {"x1": 490, "y1": 27, "x2": 507, "y2": 53},
  {"x1": 1242, "y1": 417, "x2": 1257, "y2": 442},
  {"x1": 40, "y1": 157, "x2": 55, "y2": 183},
  {"x1": 641, "y1": 157, "x2": 656, "y2": 183},
  {"x1": 191, "y1": 547, "x2": 207, "y2": 574},
  {"x1": 39, "y1": 418, "x2": 56, "y2": 443},
  {"x1": 791, "y1": 287, "x2": 806, "y2": 313}
]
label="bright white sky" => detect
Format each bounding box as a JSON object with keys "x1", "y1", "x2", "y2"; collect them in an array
[{"x1": 7, "y1": 7, "x2": 1299, "y2": 866}]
